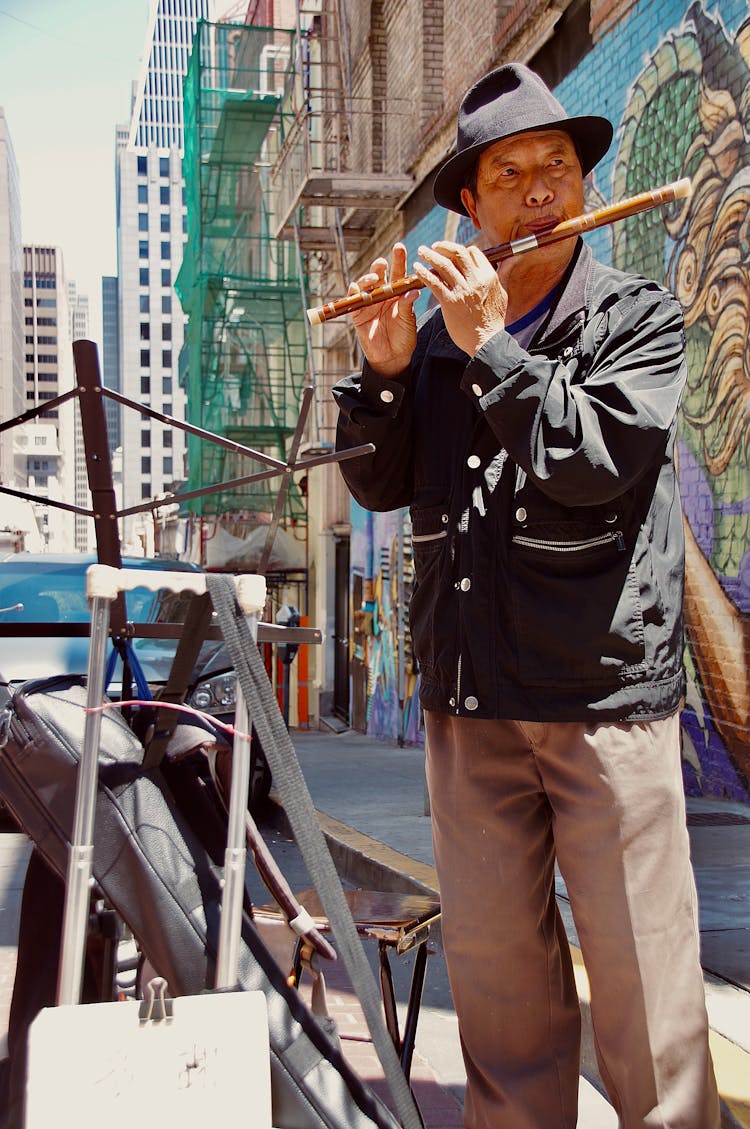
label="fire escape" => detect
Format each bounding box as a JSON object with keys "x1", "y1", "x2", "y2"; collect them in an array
[
  {"x1": 176, "y1": 20, "x2": 307, "y2": 574},
  {"x1": 268, "y1": 0, "x2": 414, "y2": 452}
]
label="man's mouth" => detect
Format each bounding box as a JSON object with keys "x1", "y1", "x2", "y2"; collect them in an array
[{"x1": 524, "y1": 217, "x2": 562, "y2": 235}]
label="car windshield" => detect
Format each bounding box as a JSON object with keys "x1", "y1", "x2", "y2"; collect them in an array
[
  {"x1": 0, "y1": 557, "x2": 193, "y2": 625},
  {"x1": 0, "y1": 555, "x2": 226, "y2": 686}
]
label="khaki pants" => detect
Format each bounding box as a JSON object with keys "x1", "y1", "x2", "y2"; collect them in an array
[{"x1": 424, "y1": 711, "x2": 720, "y2": 1129}]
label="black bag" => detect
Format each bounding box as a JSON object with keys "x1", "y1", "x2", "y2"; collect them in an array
[{"x1": 0, "y1": 674, "x2": 408, "y2": 1129}]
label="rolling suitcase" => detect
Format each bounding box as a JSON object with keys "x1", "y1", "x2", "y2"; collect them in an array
[{"x1": 0, "y1": 567, "x2": 421, "y2": 1129}]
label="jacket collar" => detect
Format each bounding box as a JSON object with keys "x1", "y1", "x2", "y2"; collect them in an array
[{"x1": 529, "y1": 238, "x2": 591, "y2": 348}]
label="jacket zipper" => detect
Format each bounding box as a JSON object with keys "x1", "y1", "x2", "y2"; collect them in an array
[
  {"x1": 412, "y1": 530, "x2": 448, "y2": 544},
  {"x1": 512, "y1": 530, "x2": 626, "y2": 552},
  {"x1": 455, "y1": 653, "x2": 462, "y2": 713}
]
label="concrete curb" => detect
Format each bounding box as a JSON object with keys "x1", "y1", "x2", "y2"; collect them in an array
[{"x1": 268, "y1": 795, "x2": 750, "y2": 1128}]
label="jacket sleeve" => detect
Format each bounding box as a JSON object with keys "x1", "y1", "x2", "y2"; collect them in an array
[
  {"x1": 460, "y1": 283, "x2": 687, "y2": 506},
  {"x1": 333, "y1": 360, "x2": 416, "y2": 513}
]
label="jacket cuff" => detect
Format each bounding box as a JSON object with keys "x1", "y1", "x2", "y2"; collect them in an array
[
  {"x1": 459, "y1": 331, "x2": 526, "y2": 405},
  {"x1": 360, "y1": 361, "x2": 408, "y2": 415}
]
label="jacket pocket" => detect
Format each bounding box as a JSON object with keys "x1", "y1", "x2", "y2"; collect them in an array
[
  {"x1": 409, "y1": 507, "x2": 451, "y2": 675},
  {"x1": 509, "y1": 525, "x2": 647, "y2": 686}
]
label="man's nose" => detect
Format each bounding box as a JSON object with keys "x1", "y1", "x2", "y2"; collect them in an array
[{"x1": 525, "y1": 176, "x2": 554, "y2": 206}]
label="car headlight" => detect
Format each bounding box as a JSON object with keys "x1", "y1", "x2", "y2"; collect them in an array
[{"x1": 189, "y1": 672, "x2": 237, "y2": 715}]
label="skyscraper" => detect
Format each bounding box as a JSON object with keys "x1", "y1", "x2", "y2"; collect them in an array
[
  {"x1": 115, "y1": 0, "x2": 213, "y2": 555},
  {"x1": 0, "y1": 108, "x2": 24, "y2": 488},
  {"x1": 21, "y1": 245, "x2": 74, "y2": 551},
  {"x1": 68, "y1": 279, "x2": 92, "y2": 552},
  {"x1": 101, "y1": 274, "x2": 121, "y2": 452}
]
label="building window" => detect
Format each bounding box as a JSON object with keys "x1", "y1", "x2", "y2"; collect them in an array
[
  {"x1": 141, "y1": 376, "x2": 151, "y2": 395},
  {"x1": 160, "y1": 241, "x2": 170, "y2": 261},
  {"x1": 161, "y1": 269, "x2": 170, "y2": 287},
  {"x1": 160, "y1": 185, "x2": 170, "y2": 206},
  {"x1": 139, "y1": 268, "x2": 149, "y2": 286},
  {"x1": 161, "y1": 295, "x2": 171, "y2": 314},
  {"x1": 141, "y1": 456, "x2": 151, "y2": 474},
  {"x1": 140, "y1": 323, "x2": 150, "y2": 340},
  {"x1": 141, "y1": 430, "x2": 151, "y2": 447},
  {"x1": 159, "y1": 156, "x2": 169, "y2": 177},
  {"x1": 137, "y1": 155, "x2": 147, "y2": 176},
  {"x1": 163, "y1": 402, "x2": 172, "y2": 416},
  {"x1": 162, "y1": 323, "x2": 172, "y2": 341},
  {"x1": 140, "y1": 295, "x2": 150, "y2": 313},
  {"x1": 163, "y1": 456, "x2": 173, "y2": 475},
  {"x1": 139, "y1": 240, "x2": 149, "y2": 260},
  {"x1": 140, "y1": 349, "x2": 150, "y2": 367},
  {"x1": 163, "y1": 431, "x2": 172, "y2": 448},
  {"x1": 162, "y1": 350, "x2": 172, "y2": 368},
  {"x1": 160, "y1": 213, "x2": 170, "y2": 233},
  {"x1": 138, "y1": 213, "x2": 149, "y2": 232},
  {"x1": 138, "y1": 184, "x2": 148, "y2": 204},
  {"x1": 162, "y1": 376, "x2": 172, "y2": 395},
  {"x1": 141, "y1": 482, "x2": 151, "y2": 499}
]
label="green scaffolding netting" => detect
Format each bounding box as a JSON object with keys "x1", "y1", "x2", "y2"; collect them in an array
[{"x1": 176, "y1": 20, "x2": 306, "y2": 524}]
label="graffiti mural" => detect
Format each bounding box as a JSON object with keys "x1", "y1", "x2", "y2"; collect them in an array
[
  {"x1": 349, "y1": 1, "x2": 750, "y2": 795},
  {"x1": 350, "y1": 503, "x2": 421, "y2": 744},
  {"x1": 604, "y1": 1, "x2": 750, "y2": 801}
]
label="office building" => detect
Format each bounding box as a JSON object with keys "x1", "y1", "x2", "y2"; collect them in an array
[
  {"x1": 21, "y1": 245, "x2": 74, "y2": 550},
  {"x1": 67, "y1": 280, "x2": 92, "y2": 552},
  {"x1": 0, "y1": 108, "x2": 24, "y2": 487},
  {"x1": 115, "y1": 0, "x2": 213, "y2": 555}
]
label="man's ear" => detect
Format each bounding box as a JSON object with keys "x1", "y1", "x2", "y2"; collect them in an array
[{"x1": 460, "y1": 187, "x2": 481, "y2": 230}]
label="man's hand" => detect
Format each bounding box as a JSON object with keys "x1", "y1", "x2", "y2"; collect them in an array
[
  {"x1": 413, "y1": 241, "x2": 507, "y2": 356},
  {"x1": 350, "y1": 243, "x2": 419, "y2": 377}
]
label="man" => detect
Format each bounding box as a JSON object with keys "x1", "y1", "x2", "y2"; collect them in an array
[{"x1": 333, "y1": 64, "x2": 720, "y2": 1128}]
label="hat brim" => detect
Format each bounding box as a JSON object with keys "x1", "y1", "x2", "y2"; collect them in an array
[{"x1": 433, "y1": 116, "x2": 614, "y2": 216}]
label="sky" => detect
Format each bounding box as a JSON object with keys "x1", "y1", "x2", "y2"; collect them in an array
[{"x1": 0, "y1": 1, "x2": 155, "y2": 340}]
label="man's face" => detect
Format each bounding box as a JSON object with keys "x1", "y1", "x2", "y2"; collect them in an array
[{"x1": 460, "y1": 129, "x2": 585, "y2": 250}]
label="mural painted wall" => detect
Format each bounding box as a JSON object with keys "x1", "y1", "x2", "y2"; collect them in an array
[{"x1": 351, "y1": 0, "x2": 750, "y2": 802}]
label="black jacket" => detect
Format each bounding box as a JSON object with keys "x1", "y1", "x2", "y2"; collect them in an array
[{"x1": 333, "y1": 240, "x2": 687, "y2": 722}]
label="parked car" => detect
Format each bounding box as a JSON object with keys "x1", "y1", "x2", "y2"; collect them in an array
[{"x1": 0, "y1": 552, "x2": 271, "y2": 810}]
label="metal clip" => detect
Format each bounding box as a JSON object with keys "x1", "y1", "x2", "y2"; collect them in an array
[{"x1": 138, "y1": 976, "x2": 173, "y2": 1024}]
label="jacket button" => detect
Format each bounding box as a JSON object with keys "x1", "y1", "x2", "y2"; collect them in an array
[
  {"x1": 471, "y1": 383, "x2": 483, "y2": 397},
  {"x1": 464, "y1": 695, "x2": 479, "y2": 710},
  {"x1": 515, "y1": 507, "x2": 527, "y2": 522},
  {"x1": 449, "y1": 697, "x2": 456, "y2": 708},
  {"x1": 467, "y1": 455, "x2": 480, "y2": 469},
  {"x1": 441, "y1": 513, "x2": 449, "y2": 523},
  {"x1": 605, "y1": 512, "x2": 617, "y2": 523},
  {"x1": 460, "y1": 577, "x2": 471, "y2": 591},
  {"x1": 380, "y1": 388, "x2": 394, "y2": 403},
  {"x1": 563, "y1": 346, "x2": 574, "y2": 358}
]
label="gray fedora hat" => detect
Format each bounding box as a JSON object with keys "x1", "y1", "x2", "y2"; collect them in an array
[{"x1": 433, "y1": 63, "x2": 613, "y2": 215}]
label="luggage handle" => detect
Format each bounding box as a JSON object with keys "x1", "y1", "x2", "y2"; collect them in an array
[
  {"x1": 58, "y1": 568, "x2": 267, "y2": 1006},
  {"x1": 85, "y1": 563, "x2": 266, "y2": 614}
]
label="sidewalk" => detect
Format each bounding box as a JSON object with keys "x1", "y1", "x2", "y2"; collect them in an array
[
  {"x1": 281, "y1": 724, "x2": 750, "y2": 1128},
  {"x1": 0, "y1": 722, "x2": 746, "y2": 1127}
]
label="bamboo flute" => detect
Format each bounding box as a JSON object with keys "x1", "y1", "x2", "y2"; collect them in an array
[{"x1": 306, "y1": 177, "x2": 692, "y2": 325}]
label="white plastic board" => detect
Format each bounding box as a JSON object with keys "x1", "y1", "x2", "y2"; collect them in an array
[{"x1": 25, "y1": 990, "x2": 271, "y2": 1128}]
